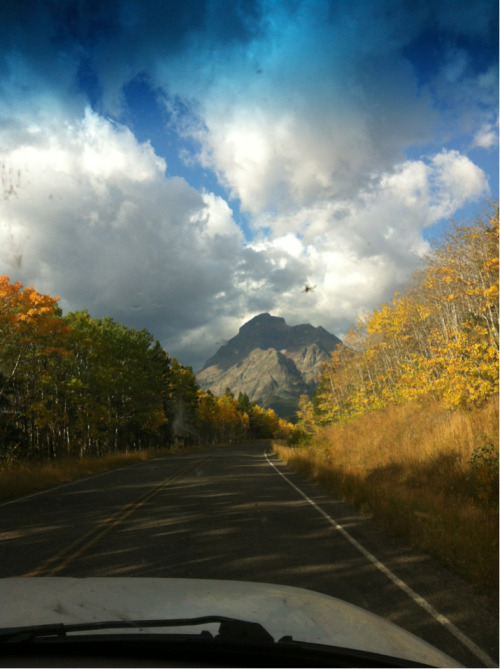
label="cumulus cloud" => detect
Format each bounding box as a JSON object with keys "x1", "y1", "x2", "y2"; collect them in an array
[
  {"x1": 163, "y1": 0, "x2": 496, "y2": 218},
  {"x1": 178, "y1": 4, "x2": 435, "y2": 215},
  {"x1": 473, "y1": 118, "x2": 499, "y2": 150},
  {"x1": 243, "y1": 149, "x2": 490, "y2": 338},
  {"x1": 0, "y1": 110, "x2": 274, "y2": 367},
  {"x1": 0, "y1": 0, "x2": 496, "y2": 369}
]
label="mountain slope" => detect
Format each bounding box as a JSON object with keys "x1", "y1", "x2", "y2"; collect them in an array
[{"x1": 197, "y1": 314, "x2": 341, "y2": 417}]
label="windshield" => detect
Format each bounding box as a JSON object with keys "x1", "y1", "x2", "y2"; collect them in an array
[{"x1": 0, "y1": 1, "x2": 498, "y2": 667}]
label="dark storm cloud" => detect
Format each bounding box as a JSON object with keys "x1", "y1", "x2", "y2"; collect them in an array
[{"x1": 2, "y1": 0, "x2": 496, "y2": 115}]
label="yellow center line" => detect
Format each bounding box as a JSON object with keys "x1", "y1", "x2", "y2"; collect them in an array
[{"x1": 24, "y1": 455, "x2": 210, "y2": 577}]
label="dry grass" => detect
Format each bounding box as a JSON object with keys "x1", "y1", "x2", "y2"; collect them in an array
[
  {"x1": 0, "y1": 445, "x2": 203, "y2": 503},
  {"x1": 273, "y1": 396, "x2": 499, "y2": 594}
]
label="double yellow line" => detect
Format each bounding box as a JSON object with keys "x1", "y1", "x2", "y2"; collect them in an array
[{"x1": 24, "y1": 455, "x2": 210, "y2": 577}]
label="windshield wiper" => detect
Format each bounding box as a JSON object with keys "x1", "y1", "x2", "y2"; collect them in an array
[
  {"x1": 0, "y1": 617, "x2": 435, "y2": 667},
  {"x1": 0, "y1": 615, "x2": 274, "y2": 644}
]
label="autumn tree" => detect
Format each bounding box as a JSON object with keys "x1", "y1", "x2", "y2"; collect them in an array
[
  {"x1": 0, "y1": 275, "x2": 70, "y2": 458},
  {"x1": 303, "y1": 204, "x2": 499, "y2": 431}
]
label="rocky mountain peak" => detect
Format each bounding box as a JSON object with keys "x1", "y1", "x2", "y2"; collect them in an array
[
  {"x1": 197, "y1": 313, "x2": 341, "y2": 417},
  {"x1": 239, "y1": 312, "x2": 285, "y2": 330}
]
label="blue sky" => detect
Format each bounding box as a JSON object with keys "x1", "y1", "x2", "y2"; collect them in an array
[{"x1": 0, "y1": 0, "x2": 498, "y2": 369}]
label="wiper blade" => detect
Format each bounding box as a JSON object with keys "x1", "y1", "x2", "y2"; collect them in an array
[
  {"x1": 0, "y1": 618, "x2": 436, "y2": 667},
  {"x1": 0, "y1": 615, "x2": 274, "y2": 644}
]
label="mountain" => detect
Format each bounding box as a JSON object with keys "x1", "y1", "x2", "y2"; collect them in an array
[{"x1": 196, "y1": 313, "x2": 341, "y2": 417}]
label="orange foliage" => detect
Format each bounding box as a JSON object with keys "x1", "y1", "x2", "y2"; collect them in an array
[{"x1": 0, "y1": 274, "x2": 70, "y2": 350}]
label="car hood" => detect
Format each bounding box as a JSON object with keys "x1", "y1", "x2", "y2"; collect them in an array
[{"x1": 0, "y1": 577, "x2": 460, "y2": 666}]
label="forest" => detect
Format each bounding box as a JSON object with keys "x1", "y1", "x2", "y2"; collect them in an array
[{"x1": 0, "y1": 280, "x2": 292, "y2": 464}]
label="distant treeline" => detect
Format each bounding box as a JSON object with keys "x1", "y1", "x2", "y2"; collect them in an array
[
  {"x1": 298, "y1": 204, "x2": 498, "y2": 431},
  {"x1": 0, "y1": 280, "x2": 292, "y2": 462}
]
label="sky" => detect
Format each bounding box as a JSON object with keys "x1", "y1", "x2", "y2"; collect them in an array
[{"x1": 0, "y1": 0, "x2": 498, "y2": 371}]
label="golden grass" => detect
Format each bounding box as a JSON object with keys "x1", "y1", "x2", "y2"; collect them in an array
[
  {"x1": 273, "y1": 396, "x2": 499, "y2": 594},
  {"x1": 0, "y1": 445, "x2": 203, "y2": 502}
]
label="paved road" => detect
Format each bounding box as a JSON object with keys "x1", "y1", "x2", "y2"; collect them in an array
[{"x1": 0, "y1": 442, "x2": 497, "y2": 666}]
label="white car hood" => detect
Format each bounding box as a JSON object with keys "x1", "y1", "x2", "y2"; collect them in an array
[{"x1": 0, "y1": 577, "x2": 460, "y2": 666}]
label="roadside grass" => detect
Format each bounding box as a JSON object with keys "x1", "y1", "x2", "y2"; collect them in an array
[
  {"x1": 0, "y1": 444, "x2": 214, "y2": 503},
  {"x1": 272, "y1": 396, "x2": 499, "y2": 594}
]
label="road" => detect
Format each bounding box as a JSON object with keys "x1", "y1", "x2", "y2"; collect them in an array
[{"x1": 0, "y1": 442, "x2": 497, "y2": 666}]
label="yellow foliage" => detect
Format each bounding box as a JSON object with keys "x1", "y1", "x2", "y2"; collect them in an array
[{"x1": 303, "y1": 204, "x2": 499, "y2": 430}]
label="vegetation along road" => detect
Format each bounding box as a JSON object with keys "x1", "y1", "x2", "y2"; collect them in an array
[{"x1": 0, "y1": 441, "x2": 497, "y2": 667}]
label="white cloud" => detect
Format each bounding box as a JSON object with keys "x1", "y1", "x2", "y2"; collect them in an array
[
  {"x1": 427, "y1": 150, "x2": 490, "y2": 220},
  {"x1": 189, "y1": 44, "x2": 432, "y2": 217},
  {"x1": 141, "y1": 1, "x2": 451, "y2": 221},
  {"x1": 0, "y1": 110, "x2": 252, "y2": 367},
  {"x1": 196, "y1": 191, "x2": 243, "y2": 240},
  {"x1": 473, "y1": 119, "x2": 499, "y2": 150},
  {"x1": 79, "y1": 111, "x2": 166, "y2": 183}
]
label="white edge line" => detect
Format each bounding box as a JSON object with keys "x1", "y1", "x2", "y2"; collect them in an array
[{"x1": 265, "y1": 451, "x2": 497, "y2": 668}]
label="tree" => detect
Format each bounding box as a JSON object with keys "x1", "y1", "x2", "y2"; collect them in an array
[
  {"x1": 168, "y1": 360, "x2": 200, "y2": 445},
  {"x1": 0, "y1": 275, "x2": 70, "y2": 459},
  {"x1": 306, "y1": 204, "x2": 499, "y2": 428}
]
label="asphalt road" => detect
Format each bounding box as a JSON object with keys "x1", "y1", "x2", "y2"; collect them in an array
[{"x1": 0, "y1": 441, "x2": 497, "y2": 666}]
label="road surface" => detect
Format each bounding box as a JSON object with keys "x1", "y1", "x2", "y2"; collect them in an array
[{"x1": 0, "y1": 442, "x2": 497, "y2": 666}]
